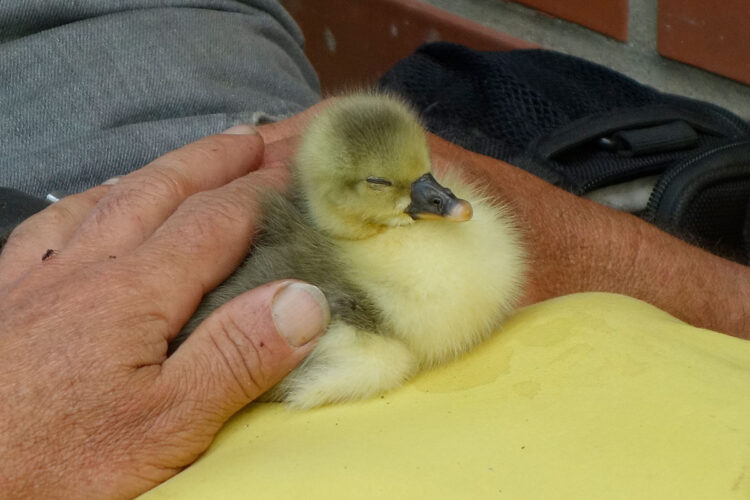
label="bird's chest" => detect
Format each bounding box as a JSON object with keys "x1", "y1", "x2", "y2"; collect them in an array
[{"x1": 335, "y1": 211, "x2": 520, "y2": 365}]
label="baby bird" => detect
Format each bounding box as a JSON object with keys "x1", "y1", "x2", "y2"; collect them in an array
[{"x1": 173, "y1": 93, "x2": 526, "y2": 408}]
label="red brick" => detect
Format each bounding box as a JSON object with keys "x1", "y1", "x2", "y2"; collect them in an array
[
  {"x1": 659, "y1": 0, "x2": 750, "y2": 85},
  {"x1": 510, "y1": 0, "x2": 629, "y2": 41},
  {"x1": 281, "y1": 0, "x2": 534, "y2": 93}
]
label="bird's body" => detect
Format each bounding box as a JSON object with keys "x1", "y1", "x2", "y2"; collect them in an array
[
  {"x1": 177, "y1": 188, "x2": 382, "y2": 339},
  {"x1": 174, "y1": 93, "x2": 525, "y2": 408}
]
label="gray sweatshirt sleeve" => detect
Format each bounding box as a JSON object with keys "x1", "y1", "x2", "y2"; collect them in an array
[{"x1": 0, "y1": 0, "x2": 320, "y2": 197}]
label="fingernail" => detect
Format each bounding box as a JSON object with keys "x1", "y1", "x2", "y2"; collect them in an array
[
  {"x1": 272, "y1": 282, "x2": 330, "y2": 347},
  {"x1": 221, "y1": 124, "x2": 258, "y2": 135},
  {"x1": 102, "y1": 176, "x2": 120, "y2": 185}
]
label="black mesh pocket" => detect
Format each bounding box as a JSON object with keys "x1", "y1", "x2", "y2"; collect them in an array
[
  {"x1": 679, "y1": 179, "x2": 750, "y2": 263},
  {"x1": 645, "y1": 142, "x2": 750, "y2": 263}
]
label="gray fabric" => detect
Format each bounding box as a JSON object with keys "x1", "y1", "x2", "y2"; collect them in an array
[{"x1": 0, "y1": 0, "x2": 321, "y2": 197}]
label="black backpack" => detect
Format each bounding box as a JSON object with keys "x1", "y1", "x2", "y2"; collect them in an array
[{"x1": 380, "y1": 43, "x2": 750, "y2": 265}]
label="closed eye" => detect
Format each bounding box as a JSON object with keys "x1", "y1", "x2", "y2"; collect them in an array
[{"x1": 366, "y1": 177, "x2": 392, "y2": 186}]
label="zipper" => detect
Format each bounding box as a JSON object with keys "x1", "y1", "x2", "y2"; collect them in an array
[
  {"x1": 662, "y1": 94, "x2": 750, "y2": 136},
  {"x1": 578, "y1": 149, "x2": 696, "y2": 193},
  {"x1": 643, "y1": 140, "x2": 750, "y2": 220},
  {"x1": 576, "y1": 122, "x2": 744, "y2": 194}
]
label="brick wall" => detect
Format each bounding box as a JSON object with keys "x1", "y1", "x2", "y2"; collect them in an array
[
  {"x1": 281, "y1": 0, "x2": 750, "y2": 118},
  {"x1": 511, "y1": 0, "x2": 629, "y2": 41},
  {"x1": 658, "y1": 0, "x2": 750, "y2": 86},
  {"x1": 421, "y1": 0, "x2": 750, "y2": 118},
  {"x1": 511, "y1": 0, "x2": 750, "y2": 87}
]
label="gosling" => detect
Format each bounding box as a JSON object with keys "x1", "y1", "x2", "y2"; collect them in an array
[{"x1": 172, "y1": 93, "x2": 526, "y2": 409}]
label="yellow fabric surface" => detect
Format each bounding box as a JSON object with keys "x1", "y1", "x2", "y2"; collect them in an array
[{"x1": 142, "y1": 293, "x2": 750, "y2": 499}]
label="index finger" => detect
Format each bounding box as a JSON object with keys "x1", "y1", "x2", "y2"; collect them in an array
[
  {"x1": 125, "y1": 165, "x2": 291, "y2": 335},
  {"x1": 67, "y1": 129, "x2": 265, "y2": 260}
]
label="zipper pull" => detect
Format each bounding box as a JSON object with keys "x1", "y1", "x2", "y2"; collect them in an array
[{"x1": 598, "y1": 120, "x2": 699, "y2": 157}]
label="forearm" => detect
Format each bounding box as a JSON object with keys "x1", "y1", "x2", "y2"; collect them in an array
[{"x1": 432, "y1": 137, "x2": 750, "y2": 339}]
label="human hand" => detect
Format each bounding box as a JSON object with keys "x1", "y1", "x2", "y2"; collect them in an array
[{"x1": 0, "y1": 126, "x2": 330, "y2": 499}]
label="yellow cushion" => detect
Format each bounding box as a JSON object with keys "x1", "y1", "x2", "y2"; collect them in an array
[{"x1": 141, "y1": 293, "x2": 750, "y2": 499}]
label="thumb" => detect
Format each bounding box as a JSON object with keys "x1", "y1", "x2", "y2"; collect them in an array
[{"x1": 162, "y1": 280, "x2": 330, "y2": 415}]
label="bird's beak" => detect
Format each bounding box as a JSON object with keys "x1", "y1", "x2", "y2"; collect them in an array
[{"x1": 406, "y1": 173, "x2": 473, "y2": 222}]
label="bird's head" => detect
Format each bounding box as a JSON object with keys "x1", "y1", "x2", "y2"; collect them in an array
[{"x1": 293, "y1": 93, "x2": 472, "y2": 240}]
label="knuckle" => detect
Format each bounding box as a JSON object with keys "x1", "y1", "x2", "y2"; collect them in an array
[
  {"x1": 86, "y1": 170, "x2": 190, "y2": 239},
  {"x1": 88, "y1": 189, "x2": 151, "y2": 239},
  {"x1": 177, "y1": 194, "x2": 247, "y2": 243},
  {"x1": 43, "y1": 203, "x2": 78, "y2": 227},
  {"x1": 210, "y1": 314, "x2": 273, "y2": 400},
  {"x1": 9, "y1": 203, "x2": 72, "y2": 240},
  {"x1": 104, "y1": 168, "x2": 188, "y2": 216},
  {"x1": 130, "y1": 167, "x2": 190, "y2": 205},
  {"x1": 4, "y1": 218, "x2": 33, "y2": 246},
  {"x1": 1, "y1": 205, "x2": 77, "y2": 257}
]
